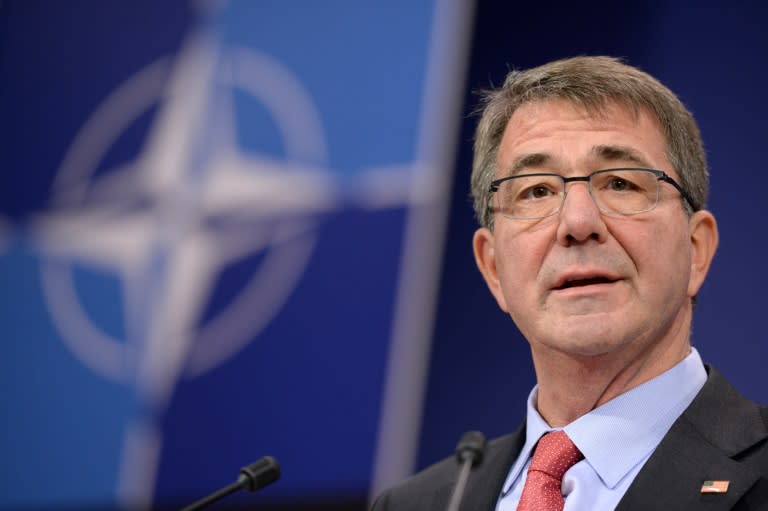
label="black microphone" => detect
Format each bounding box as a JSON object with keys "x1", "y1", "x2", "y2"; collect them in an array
[
  {"x1": 180, "y1": 456, "x2": 281, "y2": 511},
  {"x1": 445, "y1": 431, "x2": 486, "y2": 511}
]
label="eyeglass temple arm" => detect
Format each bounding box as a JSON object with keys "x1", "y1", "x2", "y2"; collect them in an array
[{"x1": 659, "y1": 175, "x2": 697, "y2": 211}]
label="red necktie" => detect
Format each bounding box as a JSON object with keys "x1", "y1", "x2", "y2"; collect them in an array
[{"x1": 516, "y1": 431, "x2": 583, "y2": 511}]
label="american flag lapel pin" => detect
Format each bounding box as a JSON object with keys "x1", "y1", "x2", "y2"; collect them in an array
[{"x1": 700, "y1": 480, "x2": 730, "y2": 494}]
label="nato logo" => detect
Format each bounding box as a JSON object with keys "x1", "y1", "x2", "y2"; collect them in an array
[
  {"x1": 30, "y1": 18, "x2": 426, "y2": 508},
  {"x1": 4, "y1": 1, "x2": 467, "y2": 508}
]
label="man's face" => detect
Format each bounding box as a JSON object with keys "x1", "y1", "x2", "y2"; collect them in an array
[{"x1": 473, "y1": 99, "x2": 717, "y2": 362}]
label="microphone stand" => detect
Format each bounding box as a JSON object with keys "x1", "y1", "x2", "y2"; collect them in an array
[
  {"x1": 180, "y1": 456, "x2": 280, "y2": 511},
  {"x1": 445, "y1": 431, "x2": 486, "y2": 511}
]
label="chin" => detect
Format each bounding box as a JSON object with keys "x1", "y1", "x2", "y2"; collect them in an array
[
  {"x1": 541, "y1": 323, "x2": 636, "y2": 358},
  {"x1": 561, "y1": 341, "x2": 626, "y2": 359}
]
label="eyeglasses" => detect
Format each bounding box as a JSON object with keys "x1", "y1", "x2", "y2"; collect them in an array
[{"x1": 488, "y1": 168, "x2": 696, "y2": 220}]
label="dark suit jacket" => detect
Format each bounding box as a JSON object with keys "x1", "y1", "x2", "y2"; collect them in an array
[{"x1": 371, "y1": 367, "x2": 768, "y2": 510}]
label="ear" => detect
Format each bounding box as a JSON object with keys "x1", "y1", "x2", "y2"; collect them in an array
[
  {"x1": 473, "y1": 227, "x2": 510, "y2": 312},
  {"x1": 687, "y1": 210, "x2": 719, "y2": 297}
]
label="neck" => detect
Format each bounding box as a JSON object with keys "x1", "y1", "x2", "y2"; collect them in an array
[{"x1": 530, "y1": 324, "x2": 692, "y2": 427}]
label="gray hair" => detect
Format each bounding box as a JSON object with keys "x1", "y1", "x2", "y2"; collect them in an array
[{"x1": 471, "y1": 56, "x2": 708, "y2": 229}]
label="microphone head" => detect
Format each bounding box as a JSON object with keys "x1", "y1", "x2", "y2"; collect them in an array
[
  {"x1": 455, "y1": 431, "x2": 486, "y2": 467},
  {"x1": 239, "y1": 456, "x2": 281, "y2": 492}
]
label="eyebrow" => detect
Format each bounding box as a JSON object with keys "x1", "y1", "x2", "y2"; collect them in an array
[
  {"x1": 502, "y1": 145, "x2": 654, "y2": 177},
  {"x1": 592, "y1": 145, "x2": 653, "y2": 167},
  {"x1": 505, "y1": 153, "x2": 551, "y2": 176}
]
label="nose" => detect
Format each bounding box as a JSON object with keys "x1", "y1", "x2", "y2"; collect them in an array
[{"x1": 555, "y1": 181, "x2": 609, "y2": 245}]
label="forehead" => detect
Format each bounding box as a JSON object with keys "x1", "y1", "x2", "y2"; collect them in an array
[{"x1": 497, "y1": 99, "x2": 671, "y2": 176}]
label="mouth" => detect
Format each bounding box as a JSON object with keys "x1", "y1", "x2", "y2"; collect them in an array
[{"x1": 553, "y1": 275, "x2": 619, "y2": 291}]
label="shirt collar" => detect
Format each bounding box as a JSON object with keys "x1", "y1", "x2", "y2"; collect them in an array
[{"x1": 502, "y1": 348, "x2": 706, "y2": 493}]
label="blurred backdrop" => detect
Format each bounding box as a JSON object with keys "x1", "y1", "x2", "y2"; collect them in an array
[{"x1": 1, "y1": 1, "x2": 766, "y2": 510}]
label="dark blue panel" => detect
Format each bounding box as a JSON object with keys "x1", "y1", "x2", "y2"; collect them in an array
[{"x1": 422, "y1": 0, "x2": 768, "y2": 470}]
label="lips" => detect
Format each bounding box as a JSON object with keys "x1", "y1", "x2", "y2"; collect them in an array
[
  {"x1": 557, "y1": 276, "x2": 615, "y2": 289},
  {"x1": 552, "y1": 273, "x2": 620, "y2": 290}
]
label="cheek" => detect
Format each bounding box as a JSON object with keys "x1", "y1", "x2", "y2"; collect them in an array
[
  {"x1": 619, "y1": 221, "x2": 691, "y2": 290},
  {"x1": 496, "y1": 230, "x2": 551, "y2": 303}
]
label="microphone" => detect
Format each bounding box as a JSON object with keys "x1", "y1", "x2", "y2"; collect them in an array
[
  {"x1": 445, "y1": 431, "x2": 486, "y2": 511},
  {"x1": 180, "y1": 456, "x2": 281, "y2": 511}
]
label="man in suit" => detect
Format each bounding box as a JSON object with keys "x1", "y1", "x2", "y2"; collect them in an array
[{"x1": 372, "y1": 57, "x2": 768, "y2": 510}]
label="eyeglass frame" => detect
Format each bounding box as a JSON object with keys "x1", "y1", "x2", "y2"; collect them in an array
[{"x1": 488, "y1": 167, "x2": 697, "y2": 220}]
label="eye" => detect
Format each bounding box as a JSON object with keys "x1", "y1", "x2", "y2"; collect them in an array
[
  {"x1": 608, "y1": 177, "x2": 632, "y2": 191},
  {"x1": 598, "y1": 173, "x2": 644, "y2": 193},
  {"x1": 500, "y1": 175, "x2": 561, "y2": 204},
  {"x1": 524, "y1": 185, "x2": 555, "y2": 199}
]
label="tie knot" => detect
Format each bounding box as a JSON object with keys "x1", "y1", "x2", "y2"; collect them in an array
[{"x1": 529, "y1": 431, "x2": 583, "y2": 479}]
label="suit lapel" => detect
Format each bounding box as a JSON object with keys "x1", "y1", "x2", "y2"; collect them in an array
[{"x1": 616, "y1": 367, "x2": 768, "y2": 511}]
